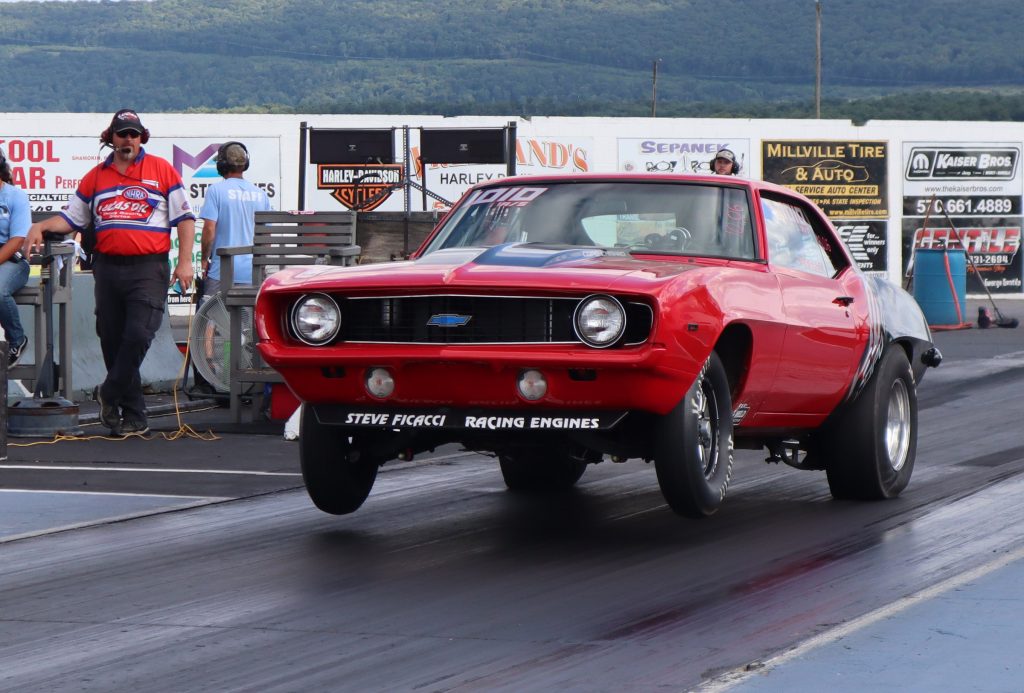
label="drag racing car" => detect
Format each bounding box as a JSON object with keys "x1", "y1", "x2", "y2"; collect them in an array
[{"x1": 255, "y1": 174, "x2": 942, "y2": 517}]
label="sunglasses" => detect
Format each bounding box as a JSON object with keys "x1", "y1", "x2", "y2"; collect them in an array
[{"x1": 116, "y1": 130, "x2": 142, "y2": 138}]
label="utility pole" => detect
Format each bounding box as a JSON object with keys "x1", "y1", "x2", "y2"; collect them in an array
[
  {"x1": 815, "y1": 1, "x2": 822, "y2": 118},
  {"x1": 651, "y1": 58, "x2": 662, "y2": 117}
]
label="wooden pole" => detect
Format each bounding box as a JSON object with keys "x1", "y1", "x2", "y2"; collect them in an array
[{"x1": 651, "y1": 59, "x2": 661, "y2": 117}]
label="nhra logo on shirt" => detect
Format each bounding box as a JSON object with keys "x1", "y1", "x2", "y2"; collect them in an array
[
  {"x1": 906, "y1": 147, "x2": 1019, "y2": 180},
  {"x1": 317, "y1": 164, "x2": 402, "y2": 211},
  {"x1": 122, "y1": 186, "x2": 148, "y2": 201}
]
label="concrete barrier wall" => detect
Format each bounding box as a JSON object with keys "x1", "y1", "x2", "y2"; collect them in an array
[
  {"x1": 5, "y1": 113, "x2": 1023, "y2": 295},
  {"x1": 15, "y1": 272, "x2": 184, "y2": 402}
]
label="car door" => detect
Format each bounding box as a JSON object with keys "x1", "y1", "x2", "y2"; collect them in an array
[{"x1": 759, "y1": 194, "x2": 866, "y2": 419}]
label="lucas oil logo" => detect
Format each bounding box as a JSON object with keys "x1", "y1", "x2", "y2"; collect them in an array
[
  {"x1": 97, "y1": 190, "x2": 155, "y2": 222},
  {"x1": 317, "y1": 164, "x2": 402, "y2": 211}
]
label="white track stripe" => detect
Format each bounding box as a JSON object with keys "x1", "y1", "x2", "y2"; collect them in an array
[
  {"x1": 1, "y1": 465, "x2": 301, "y2": 476},
  {"x1": 0, "y1": 497, "x2": 229, "y2": 544},
  {"x1": 0, "y1": 488, "x2": 227, "y2": 499}
]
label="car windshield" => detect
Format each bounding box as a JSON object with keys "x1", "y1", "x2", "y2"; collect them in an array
[{"x1": 423, "y1": 181, "x2": 757, "y2": 259}]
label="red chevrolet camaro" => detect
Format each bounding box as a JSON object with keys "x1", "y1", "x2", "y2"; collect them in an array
[{"x1": 255, "y1": 174, "x2": 942, "y2": 517}]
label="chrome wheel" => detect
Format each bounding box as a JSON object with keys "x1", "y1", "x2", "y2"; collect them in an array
[
  {"x1": 885, "y1": 378, "x2": 911, "y2": 472},
  {"x1": 693, "y1": 381, "x2": 720, "y2": 479}
]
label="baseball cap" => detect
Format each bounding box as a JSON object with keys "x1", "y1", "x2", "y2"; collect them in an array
[
  {"x1": 110, "y1": 108, "x2": 145, "y2": 133},
  {"x1": 715, "y1": 149, "x2": 736, "y2": 163},
  {"x1": 220, "y1": 143, "x2": 249, "y2": 167}
]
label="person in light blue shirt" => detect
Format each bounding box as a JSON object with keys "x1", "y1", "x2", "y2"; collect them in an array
[
  {"x1": 199, "y1": 141, "x2": 271, "y2": 301},
  {"x1": 0, "y1": 147, "x2": 32, "y2": 365}
]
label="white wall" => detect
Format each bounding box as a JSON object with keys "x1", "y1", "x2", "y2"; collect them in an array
[{"x1": 3, "y1": 113, "x2": 1022, "y2": 296}]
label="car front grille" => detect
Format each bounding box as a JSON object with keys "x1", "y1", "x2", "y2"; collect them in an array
[{"x1": 335, "y1": 295, "x2": 652, "y2": 345}]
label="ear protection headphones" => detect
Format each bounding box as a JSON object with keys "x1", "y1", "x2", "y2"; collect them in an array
[
  {"x1": 215, "y1": 141, "x2": 250, "y2": 176},
  {"x1": 710, "y1": 149, "x2": 741, "y2": 175}
]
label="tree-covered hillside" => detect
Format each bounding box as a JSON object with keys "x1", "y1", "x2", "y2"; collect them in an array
[{"x1": 2, "y1": 0, "x2": 1023, "y2": 120}]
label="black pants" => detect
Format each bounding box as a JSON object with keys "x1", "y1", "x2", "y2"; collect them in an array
[{"x1": 93, "y1": 254, "x2": 169, "y2": 422}]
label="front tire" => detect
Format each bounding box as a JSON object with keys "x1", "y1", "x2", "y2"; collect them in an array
[
  {"x1": 654, "y1": 352, "x2": 734, "y2": 518},
  {"x1": 499, "y1": 449, "x2": 588, "y2": 493},
  {"x1": 821, "y1": 347, "x2": 917, "y2": 500},
  {"x1": 300, "y1": 405, "x2": 379, "y2": 515}
]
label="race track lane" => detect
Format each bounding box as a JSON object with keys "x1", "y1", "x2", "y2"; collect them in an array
[{"x1": 1, "y1": 368, "x2": 1023, "y2": 692}]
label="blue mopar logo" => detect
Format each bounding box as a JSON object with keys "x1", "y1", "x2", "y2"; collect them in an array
[{"x1": 427, "y1": 313, "x2": 473, "y2": 327}]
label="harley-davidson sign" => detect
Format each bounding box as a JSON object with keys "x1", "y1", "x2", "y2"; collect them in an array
[{"x1": 317, "y1": 163, "x2": 402, "y2": 211}]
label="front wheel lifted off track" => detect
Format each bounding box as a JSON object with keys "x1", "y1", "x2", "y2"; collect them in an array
[
  {"x1": 499, "y1": 449, "x2": 588, "y2": 493},
  {"x1": 654, "y1": 352, "x2": 734, "y2": 518},
  {"x1": 819, "y1": 347, "x2": 917, "y2": 500},
  {"x1": 300, "y1": 406, "x2": 379, "y2": 515}
]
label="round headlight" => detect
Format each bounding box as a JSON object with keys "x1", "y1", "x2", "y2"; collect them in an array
[
  {"x1": 290, "y1": 293, "x2": 340, "y2": 345},
  {"x1": 574, "y1": 295, "x2": 626, "y2": 348}
]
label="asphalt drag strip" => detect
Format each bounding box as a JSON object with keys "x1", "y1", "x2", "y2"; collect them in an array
[
  {"x1": 0, "y1": 489, "x2": 226, "y2": 544},
  {"x1": 0, "y1": 416, "x2": 475, "y2": 543},
  {"x1": 0, "y1": 420, "x2": 306, "y2": 542},
  {"x1": 698, "y1": 469, "x2": 1024, "y2": 692}
]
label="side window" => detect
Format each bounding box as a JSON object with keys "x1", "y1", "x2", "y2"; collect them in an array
[
  {"x1": 717, "y1": 187, "x2": 756, "y2": 259},
  {"x1": 761, "y1": 196, "x2": 846, "y2": 277}
]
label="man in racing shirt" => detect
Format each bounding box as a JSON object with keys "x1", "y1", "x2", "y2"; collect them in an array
[{"x1": 23, "y1": 109, "x2": 196, "y2": 435}]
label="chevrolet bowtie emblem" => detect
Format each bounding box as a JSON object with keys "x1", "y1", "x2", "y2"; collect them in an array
[{"x1": 427, "y1": 313, "x2": 472, "y2": 327}]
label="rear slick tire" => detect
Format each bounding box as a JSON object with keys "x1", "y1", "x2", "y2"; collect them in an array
[
  {"x1": 822, "y1": 347, "x2": 917, "y2": 500},
  {"x1": 300, "y1": 405, "x2": 379, "y2": 515},
  {"x1": 654, "y1": 352, "x2": 734, "y2": 518}
]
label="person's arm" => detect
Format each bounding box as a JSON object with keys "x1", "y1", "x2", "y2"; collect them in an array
[
  {"x1": 0, "y1": 237, "x2": 23, "y2": 264},
  {"x1": 171, "y1": 218, "x2": 196, "y2": 291},
  {"x1": 198, "y1": 182, "x2": 222, "y2": 278},
  {"x1": 200, "y1": 218, "x2": 217, "y2": 277},
  {"x1": 22, "y1": 214, "x2": 73, "y2": 257},
  {"x1": 165, "y1": 163, "x2": 197, "y2": 290},
  {"x1": 24, "y1": 169, "x2": 94, "y2": 256},
  {"x1": 3, "y1": 187, "x2": 32, "y2": 262}
]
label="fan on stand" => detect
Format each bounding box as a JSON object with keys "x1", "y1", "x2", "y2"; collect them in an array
[{"x1": 187, "y1": 293, "x2": 256, "y2": 396}]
